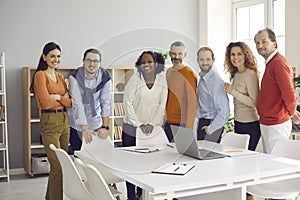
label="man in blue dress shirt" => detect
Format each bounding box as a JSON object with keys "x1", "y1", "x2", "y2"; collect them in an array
[
  {"x1": 196, "y1": 47, "x2": 230, "y2": 142},
  {"x1": 68, "y1": 48, "x2": 112, "y2": 154}
]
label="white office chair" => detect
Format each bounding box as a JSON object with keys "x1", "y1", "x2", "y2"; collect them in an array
[
  {"x1": 50, "y1": 144, "x2": 119, "y2": 200},
  {"x1": 78, "y1": 161, "x2": 116, "y2": 200},
  {"x1": 247, "y1": 138, "x2": 300, "y2": 199},
  {"x1": 75, "y1": 158, "x2": 121, "y2": 200},
  {"x1": 220, "y1": 132, "x2": 250, "y2": 149},
  {"x1": 49, "y1": 144, "x2": 93, "y2": 200},
  {"x1": 80, "y1": 135, "x2": 124, "y2": 184},
  {"x1": 136, "y1": 125, "x2": 169, "y2": 146}
]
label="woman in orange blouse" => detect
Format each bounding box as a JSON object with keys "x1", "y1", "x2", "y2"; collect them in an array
[{"x1": 30, "y1": 42, "x2": 71, "y2": 200}]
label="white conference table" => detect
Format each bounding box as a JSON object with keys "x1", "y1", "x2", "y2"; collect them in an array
[{"x1": 75, "y1": 141, "x2": 300, "y2": 200}]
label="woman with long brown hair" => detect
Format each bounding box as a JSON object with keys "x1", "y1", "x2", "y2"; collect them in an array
[{"x1": 224, "y1": 41, "x2": 261, "y2": 151}]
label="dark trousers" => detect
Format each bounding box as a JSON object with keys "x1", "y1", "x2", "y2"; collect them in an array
[
  {"x1": 164, "y1": 122, "x2": 186, "y2": 142},
  {"x1": 197, "y1": 118, "x2": 223, "y2": 143},
  {"x1": 234, "y1": 120, "x2": 261, "y2": 151},
  {"x1": 122, "y1": 123, "x2": 142, "y2": 200},
  {"x1": 69, "y1": 127, "x2": 100, "y2": 155},
  {"x1": 69, "y1": 127, "x2": 82, "y2": 155}
]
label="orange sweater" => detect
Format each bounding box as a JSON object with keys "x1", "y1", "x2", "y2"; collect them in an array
[
  {"x1": 165, "y1": 66, "x2": 197, "y2": 128},
  {"x1": 34, "y1": 70, "x2": 72, "y2": 110}
]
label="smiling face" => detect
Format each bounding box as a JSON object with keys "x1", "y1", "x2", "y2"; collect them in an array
[
  {"x1": 140, "y1": 53, "x2": 156, "y2": 75},
  {"x1": 230, "y1": 46, "x2": 245, "y2": 71},
  {"x1": 83, "y1": 52, "x2": 101, "y2": 78},
  {"x1": 43, "y1": 48, "x2": 61, "y2": 69},
  {"x1": 255, "y1": 30, "x2": 276, "y2": 59},
  {"x1": 197, "y1": 49, "x2": 214, "y2": 74},
  {"x1": 169, "y1": 45, "x2": 186, "y2": 67}
]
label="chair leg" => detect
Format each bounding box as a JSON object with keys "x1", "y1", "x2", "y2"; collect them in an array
[{"x1": 112, "y1": 183, "x2": 120, "y2": 200}]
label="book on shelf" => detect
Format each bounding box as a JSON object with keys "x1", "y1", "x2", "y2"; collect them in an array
[
  {"x1": 114, "y1": 102, "x2": 124, "y2": 116},
  {"x1": 114, "y1": 125, "x2": 123, "y2": 140},
  {"x1": 0, "y1": 105, "x2": 5, "y2": 120}
]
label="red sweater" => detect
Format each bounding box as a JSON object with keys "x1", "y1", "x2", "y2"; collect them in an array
[{"x1": 256, "y1": 52, "x2": 297, "y2": 125}]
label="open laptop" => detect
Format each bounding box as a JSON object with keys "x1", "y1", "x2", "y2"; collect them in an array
[{"x1": 170, "y1": 125, "x2": 227, "y2": 160}]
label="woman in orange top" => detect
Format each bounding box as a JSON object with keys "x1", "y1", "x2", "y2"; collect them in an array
[{"x1": 30, "y1": 42, "x2": 71, "y2": 200}]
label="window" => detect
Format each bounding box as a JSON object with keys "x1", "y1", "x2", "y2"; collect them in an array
[
  {"x1": 233, "y1": 0, "x2": 285, "y2": 74},
  {"x1": 273, "y1": 0, "x2": 285, "y2": 54}
]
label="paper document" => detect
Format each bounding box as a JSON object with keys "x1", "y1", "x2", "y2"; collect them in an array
[
  {"x1": 152, "y1": 163, "x2": 195, "y2": 175},
  {"x1": 225, "y1": 149, "x2": 258, "y2": 157}
]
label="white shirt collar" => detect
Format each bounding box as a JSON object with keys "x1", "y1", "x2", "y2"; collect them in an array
[{"x1": 265, "y1": 49, "x2": 278, "y2": 64}]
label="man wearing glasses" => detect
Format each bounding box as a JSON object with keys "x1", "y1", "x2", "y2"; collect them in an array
[{"x1": 68, "y1": 48, "x2": 112, "y2": 154}]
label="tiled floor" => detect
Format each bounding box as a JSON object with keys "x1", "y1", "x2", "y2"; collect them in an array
[
  {"x1": 0, "y1": 174, "x2": 127, "y2": 200},
  {"x1": 0, "y1": 174, "x2": 48, "y2": 200}
]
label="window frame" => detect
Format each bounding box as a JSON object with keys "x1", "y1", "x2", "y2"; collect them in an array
[{"x1": 232, "y1": 0, "x2": 284, "y2": 40}]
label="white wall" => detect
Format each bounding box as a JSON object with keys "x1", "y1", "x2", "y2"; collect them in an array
[
  {"x1": 198, "y1": 0, "x2": 232, "y2": 80},
  {"x1": 286, "y1": 0, "x2": 300, "y2": 74},
  {"x1": 0, "y1": 0, "x2": 200, "y2": 169}
]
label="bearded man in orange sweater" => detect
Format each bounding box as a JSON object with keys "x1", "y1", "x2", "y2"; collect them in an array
[{"x1": 164, "y1": 41, "x2": 197, "y2": 142}]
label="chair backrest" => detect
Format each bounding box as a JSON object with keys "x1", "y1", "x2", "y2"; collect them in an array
[
  {"x1": 81, "y1": 135, "x2": 114, "y2": 151},
  {"x1": 76, "y1": 161, "x2": 114, "y2": 200},
  {"x1": 49, "y1": 144, "x2": 93, "y2": 200},
  {"x1": 271, "y1": 138, "x2": 300, "y2": 160},
  {"x1": 220, "y1": 132, "x2": 250, "y2": 149},
  {"x1": 80, "y1": 135, "x2": 123, "y2": 184},
  {"x1": 136, "y1": 125, "x2": 169, "y2": 146}
]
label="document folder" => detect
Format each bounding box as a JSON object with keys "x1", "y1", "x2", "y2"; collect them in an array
[{"x1": 152, "y1": 163, "x2": 195, "y2": 175}]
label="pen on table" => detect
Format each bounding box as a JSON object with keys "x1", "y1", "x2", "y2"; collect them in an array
[
  {"x1": 166, "y1": 144, "x2": 174, "y2": 148},
  {"x1": 149, "y1": 148, "x2": 160, "y2": 152},
  {"x1": 135, "y1": 148, "x2": 149, "y2": 150},
  {"x1": 226, "y1": 149, "x2": 244, "y2": 153},
  {"x1": 173, "y1": 167, "x2": 180, "y2": 172},
  {"x1": 173, "y1": 163, "x2": 187, "y2": 166}
]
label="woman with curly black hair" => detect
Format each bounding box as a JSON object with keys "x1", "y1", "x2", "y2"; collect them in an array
[{"x1": 122, "y1": 51, "x2": 167, "y2": 200}]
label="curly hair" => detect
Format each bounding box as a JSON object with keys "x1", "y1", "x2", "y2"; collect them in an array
[
  {"x1": 135, "y1": 51, "x2": 165, "y2": 75},
  {"x1": 224, "y1": 41, "x2": 259, "y2": 81}
]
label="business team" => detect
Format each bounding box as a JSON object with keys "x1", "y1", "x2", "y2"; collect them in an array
[{"x1": 32, "y1": 27, "x2": 300, "y2": 200}]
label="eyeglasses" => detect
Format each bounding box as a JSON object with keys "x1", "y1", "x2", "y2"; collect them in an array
[{"x1": 84, "y1": 58, "x2": 100, "y2": 65}]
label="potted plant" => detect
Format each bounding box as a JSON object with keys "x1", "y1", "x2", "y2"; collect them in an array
[{"x1": 224, "y1": 114, "x2": 234, "y2": 133}]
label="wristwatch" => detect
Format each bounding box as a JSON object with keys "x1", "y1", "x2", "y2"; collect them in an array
[{"x1": 101, "y1": 125, "x2": 109, "y2": 130}]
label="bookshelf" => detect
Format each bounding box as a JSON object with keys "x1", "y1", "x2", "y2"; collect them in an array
[
  {"x1": 23, "y1": 66, "x2": 77, "y2": 176},
  {"x1": 0, "y1": 52, "x2": 9, "y2": 181},
  {"x1": 107, "y1": 66, "x2": 134, "y2": 145}
]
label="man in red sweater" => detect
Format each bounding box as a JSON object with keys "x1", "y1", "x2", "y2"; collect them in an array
[{"x1": 255, "y1": 28, "x2": 300, "y2": 153}]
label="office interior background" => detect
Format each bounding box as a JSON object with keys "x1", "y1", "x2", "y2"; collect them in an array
[{"x1": 0, "y1": 0, "x2": 299, "y2": 173}]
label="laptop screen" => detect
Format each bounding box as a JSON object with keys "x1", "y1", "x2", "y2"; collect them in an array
[{"x1": 170, "y1": 125, "x2": 227, "y2": 160}]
